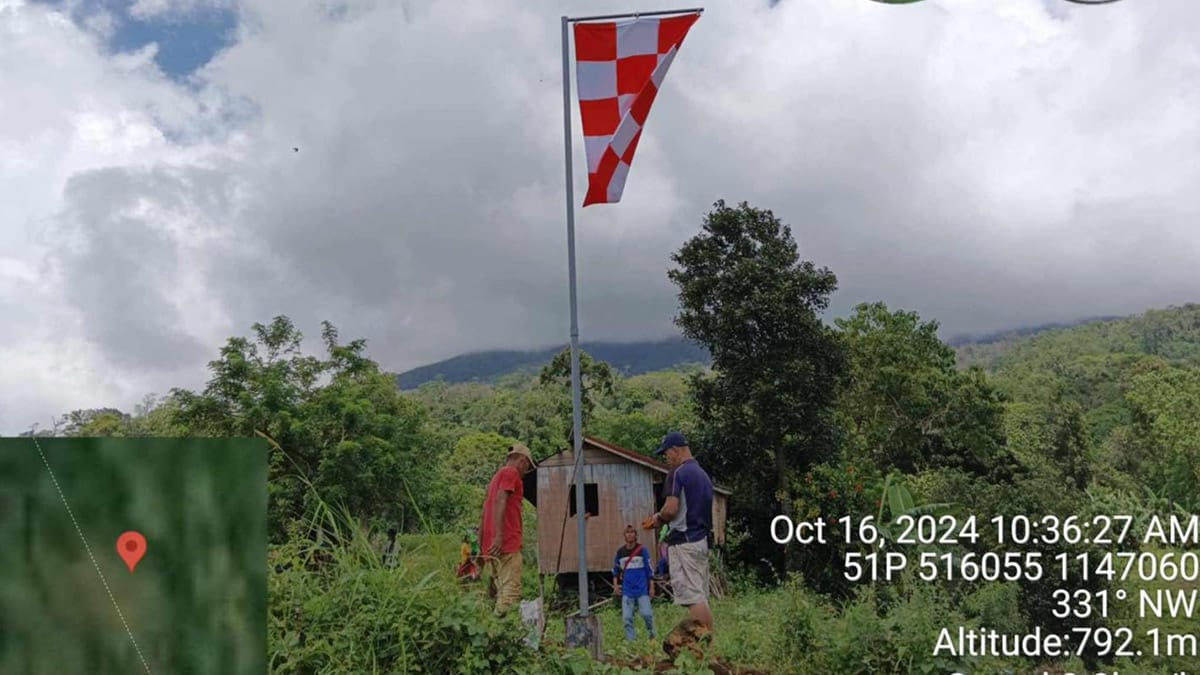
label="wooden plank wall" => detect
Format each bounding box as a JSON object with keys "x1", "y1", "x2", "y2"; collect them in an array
[
  {"x1": 713, "y1": 494, "x2": 727, "y2": 546},
  {"x1": 537, "y1": 462, "x2": 660, "y2": 573},
  {"x1": 536, "y1": 450, "x2": 731, "y2": 573}
]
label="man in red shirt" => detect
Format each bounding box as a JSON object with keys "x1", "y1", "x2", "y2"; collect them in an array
[{"x1": 479, "y1": 443, "x2": 536, "y2": 613}]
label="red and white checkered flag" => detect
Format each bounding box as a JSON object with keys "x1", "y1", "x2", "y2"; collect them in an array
[{"x1": 573, "y1": 12, "x2": 700, "y2": 206}]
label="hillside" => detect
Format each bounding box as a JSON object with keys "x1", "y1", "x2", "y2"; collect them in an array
[
  {"x1": 954, "y1": 304, "x2": 1200, "y2": 472},
  {"x1": 955, "y1": 303, "x2": 1200, "y2": 372},
  {"x1": 944, "y1": 315, "x2": 1122, "y2": 347},
  {"x1": 396, "y1": 305, "x2": 1200, "y2": 391},
  {"x1": 394, "y1": 336, "x2": 710, "y2": 389}
]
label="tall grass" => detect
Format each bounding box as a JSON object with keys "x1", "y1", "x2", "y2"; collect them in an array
[{"x1": 268, "y1": 485, "x2": 534, "y2": 674}]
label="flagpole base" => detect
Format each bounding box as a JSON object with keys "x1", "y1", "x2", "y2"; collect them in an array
[{"x1": 564, "y1": 614, "x2": 604, "y2": 660}]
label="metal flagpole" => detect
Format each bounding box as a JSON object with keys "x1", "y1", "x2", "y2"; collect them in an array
[
  {"x1": 560, "y1": 14, "x2": 589, "y2": 618},
  {"x1": 561, "y1": 3, "x2": 704, "y2": 622}
]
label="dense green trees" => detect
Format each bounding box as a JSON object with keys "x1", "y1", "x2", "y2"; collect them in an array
[
  {"x1": 411, "y1": 378, "x2": 570, "y2": 460},
  {"x1": 50, "y1": 317, "x2": 446, "y2": 541},
  {"x1": 836, "y1": 302, "x2": 1013, "y2": 480},
  {"x1": 964, "y1": 304, "x2": 1200, "y2": 507},
  {"x1": 170, "y1": 317, "x2": 445, "y2": 539},
  {"x1": 539, "y1": 347, "x2": 615, "y2": 433},
  {"x1": 589, "y1": 370, "x2": 700, "y2": 453},
  {"x1": 1126, "y1": 363, "x2": 1200, "y2": 507}
]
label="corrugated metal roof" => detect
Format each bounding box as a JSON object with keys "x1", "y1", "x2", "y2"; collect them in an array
[{"x1": 539, "y1": 436, "x2": 733, "y2": 495}]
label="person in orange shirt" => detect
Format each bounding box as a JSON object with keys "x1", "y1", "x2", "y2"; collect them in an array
[{"x1": 479, "y1": 443, "x2": 536, "y2": 613}]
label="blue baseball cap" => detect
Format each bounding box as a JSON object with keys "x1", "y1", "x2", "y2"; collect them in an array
[{"x1": 654, "y1": 431, "x2": 687, "y2": 456}]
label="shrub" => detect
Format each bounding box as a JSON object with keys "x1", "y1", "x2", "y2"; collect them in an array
[
  {"x1": 269, "y1": 503, "x2": 534, "y2": 674},
  {"x1": 775, "y1": 574, "x2": 1018, "y2": 675},
  {"x1": 771, "y1": 577, "x2": 825, "y2": 668},
  {"x1": 963, "y1": 582, "x2": 1027, "y2": 635}
]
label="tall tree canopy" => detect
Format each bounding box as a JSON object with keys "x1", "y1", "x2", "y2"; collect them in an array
[
  {"x1": 835, "y1": 302, "x2": 1015, "y2": 480},
  {"x1": 169, "y1": 316, "x2": 441, "y2": 540},
  {"x1": 669, "y1": 200, "x2": 847, "y2": 573}
]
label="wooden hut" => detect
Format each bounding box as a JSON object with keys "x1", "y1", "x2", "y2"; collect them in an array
[{"x1": 528, "y1": 436, "x2": 731, "y2": 576}]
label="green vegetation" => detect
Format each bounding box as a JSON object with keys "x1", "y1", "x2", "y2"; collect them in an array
[
  {"x1": 34, "y1": 200, "x2": 1200, "y2": 673},
  {"x1": 269, "y1": 503, "x2": 535, "y2": 674},
  {"x1": 0, "y1": 438, "x2": 265, "y2": 675}
]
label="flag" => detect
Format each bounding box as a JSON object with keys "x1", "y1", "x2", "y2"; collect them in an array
[{"x1": 573, "y1": 12, "x2": 700, "y2": 207}]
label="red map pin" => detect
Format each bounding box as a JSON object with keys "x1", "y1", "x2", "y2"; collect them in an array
[{"x1": 117, "y1": 531, "x2": 147, "y2": 573}]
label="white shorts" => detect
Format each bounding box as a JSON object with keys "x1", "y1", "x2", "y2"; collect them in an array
[{"x1": 668, "y1": 539, "x2": 709, "y2": 606}]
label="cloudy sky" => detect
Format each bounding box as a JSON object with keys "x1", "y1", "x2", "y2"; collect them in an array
[{"x1": 2, "y1": 0, "x2": 1197, "y2": 433}]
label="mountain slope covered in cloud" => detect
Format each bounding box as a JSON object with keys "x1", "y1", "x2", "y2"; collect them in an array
[
  {"x1": 398, "y1": 305, "x2": 1200, "y2": 387},
  {"x1": 395, "y1": 336, "x2": 710, "y2": 388}
]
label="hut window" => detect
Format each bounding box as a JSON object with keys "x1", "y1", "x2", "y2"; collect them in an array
[{"x1": 569, "y1": 483, "x2": 600, "y2": 517}]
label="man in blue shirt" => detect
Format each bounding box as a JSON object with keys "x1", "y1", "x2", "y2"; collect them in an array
[
  {"x1": 642, "y1": 431, "x2": 714, "y2": 634},
  {"x1": 612, "y1": 524, "x2": 656, "y2": 641}
]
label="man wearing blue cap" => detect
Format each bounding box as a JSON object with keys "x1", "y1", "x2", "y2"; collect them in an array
[{"x1": 641, "y1": 431, "x2": 715, "y2": 633}]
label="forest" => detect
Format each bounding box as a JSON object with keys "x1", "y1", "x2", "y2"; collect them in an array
[{"x1": 35, "y1": 201, "x2": 1200, "y2": 673}]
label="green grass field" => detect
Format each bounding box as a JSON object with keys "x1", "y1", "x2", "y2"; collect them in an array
[
  {"x1": 373, "y1": 532, "x2": 1200, "y2": 674},
  {"x1": 375, "y1": 531, "x2": 804, "y2": 672},
  {"x1": 381, "y1": 503, "x2": 790, "y2": 669}
]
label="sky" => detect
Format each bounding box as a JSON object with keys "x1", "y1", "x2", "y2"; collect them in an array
[{"x1": 1, "y1": 0, "x2": 1197, "y2": 433}]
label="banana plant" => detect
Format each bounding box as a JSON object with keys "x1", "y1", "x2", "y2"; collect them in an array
[{"x1": 872, "y1": 471, "x2": 957, "y2": 550}]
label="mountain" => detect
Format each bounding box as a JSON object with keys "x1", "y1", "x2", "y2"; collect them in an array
[
  {"x1": 955, "y1": 304, "x2": 1200, "y2": 373},
  {"x1": 944, "y1": 315, "x2": 1123, "y2": 348},
  {"x1": 397, "y1": 305, "x2": 1200, "y2": 390},
  {"x1": 395, "y1": 336, "x2": 710, "y2": 389}
]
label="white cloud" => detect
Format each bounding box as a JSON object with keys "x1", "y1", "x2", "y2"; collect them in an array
[
  {"x1": 2, "y1": 0, "x2": 1199, "y2": 432},
  {"x1": 128, "y1": 0, "x2": 234, "y2": 20},
  {"x1": 0, "y1": 0, "x2": 233, "y2": 432}
]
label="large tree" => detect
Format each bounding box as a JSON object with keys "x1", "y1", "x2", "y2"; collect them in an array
[
  {"x1": 835, "y1": 302, "x2": 1015, "y2": 480},
  {"x1": 669, "y1": 200, "x2": 846, "y2": 574},
  {"x1": 169, "y1": 316, "x2": 441, "y2": 540}
]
